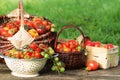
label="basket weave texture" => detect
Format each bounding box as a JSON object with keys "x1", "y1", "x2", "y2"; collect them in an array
[
  {"x1": 54, "y1": 26, "x2": 86, "y2": 69},
  {"x1": 0, "y1": 11, "x2": 56, "y2": 63}
]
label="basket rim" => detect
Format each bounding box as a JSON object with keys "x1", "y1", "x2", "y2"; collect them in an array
[{"x1": 0, "y1": 53, "x2": 58, "y2": 61}]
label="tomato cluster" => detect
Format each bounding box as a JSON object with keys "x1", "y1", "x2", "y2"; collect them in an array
[
  {"x1": 3, "y1": 43, "x2": 55, "y2": 59},
  {"x1": 56, "y1": 40, "x2": 82, "y2": 53},
  {"x1": 0, "y1": 17, "x2": 56, "y2": 37},
  {"x1": 85, "y1": 40, "x2": 114, "y2": 49}
]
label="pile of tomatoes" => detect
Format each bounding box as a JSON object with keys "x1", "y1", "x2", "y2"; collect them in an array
[
  {"x1": 56, "y1": 40, "x2": 83, "y2": 53},
  {"x1": 3, "y1": 43, "x2": 55, "y2": 59},
  {"x1": 0, "y1": 17, "x2": 56, "y2": 37},
  {"x1": 85, "y1": 39, "x2": 114, "y2": 49}
]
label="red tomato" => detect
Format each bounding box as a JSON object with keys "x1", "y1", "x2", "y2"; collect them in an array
[
  {"x1": 35, "y1": 47, "x2": 41, "y2": 52},
  {"x1": 93, "y1": 41, "x2": 101, "y2": 47},
  {"x1": 31, "y1": 53, "x2": 35, "y2": 58},
  {"x1": 42, "y1": 20, "x2": 48, "y2": 26},
  {"x1": 15, "y1": 20, "x2": 20, "y2": 25},
  {"x1": 26, "y1": 51, "x2": 32, "y2": 56},
  {"x1": 6, "y1": 23, "x2": 14, "y2": 29},
  {"x1": 56, "y1": 44, "x2": 63, "y2": 51},
  {"x1": 26, "y1": 21, "x2": 34, "y2": 28},
  {"x1": 104, "y1": 44, "x2": 114, "y2": 49},
  {"x1": 86, "y1": 60, "x2": 99, "y2": 71},
  {"x1": 34, "y1": 51, "x2": 43, "y2": 58},
  {"x1": 36, "y1": 28, "x2": 44, "y2": 34},
  {"x1": 33, "y1": 20, "x2": 42, "y2": 27},
  {"x1": 85, "y1": 40, "x2": 93, "y2": 46},
  {"x1": 69, "y1": 44, "x2": 75, "y2": 49},
  {"x1": 45, "y1": 25, "x2": 51, "y2": 31},
  {"x1": 64, "y1": 42, "x2": 70, "y2": 47},
  {"x1": 30, "y1": 43, "x2": 38, "y2": 50},
  {"x1": 1, "y1": 29, "x2": 12, "y2": 37},
  {"x1": 68, "y1": 40, "x2": 76, "y2": 45},
  {"x1": 72, "y1": 48, "x2": 77, "y2": 53}
]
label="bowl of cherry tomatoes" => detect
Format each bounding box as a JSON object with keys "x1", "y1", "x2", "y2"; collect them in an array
[{"x1": 0, "y1": 43, "x2": 57, "y2": 77}]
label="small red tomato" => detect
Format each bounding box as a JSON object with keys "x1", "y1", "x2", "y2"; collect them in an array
[
  {"x1": 56, "y1": 44, "x2": 63, "y2": 51},
  {"x1": 72, "y1": 48, "x2": 77, "y2": 53},
  {"x1": 64, "y1": 42, "x2": 70, "y2": 47},
  {"x1": 35, "y1": 47, "x2": 41, "y2": 52},
  {"x1": 36, "y1": 28, "x2": 44, "y2": 34},
  {"x1": 26, "y1": 51, "x2": 32, "y2": 56},
  {"x1": 31, "y1": 53, "x2": 35, "y2": 58},
  {"x1": 1, "y1": 29, "x2": 12, "y2": 37},
  {"x1": 68, "y1": 40, "x2": 76, "y2": 45},
  {"x1": 45, "y1": 25, "x2": 51, "y2": 31},
  {"x1": 85, "y1": 40, "x2": 93, "y2": 46},
  {"x1": 93, "y1": 41, "x2": 101, "y2": 47},
  {"x1": 30, "y1": 43, "x2": 38, "y2": 50},
  {"x1": 14, "y1": 20, "x2": 20, "y2": 25},
  {"x1": 86, "y1": 60, "x2": 99, "y2": 71},
  {"x1": 69, "y1": 44, "x2": 75, "y2": 49},
  {"x1": 104, "y1": 44, "x2": 114, "y2": 49},
  {"x1": 42, "y1": 20, "x2": 48, "y2": 26},
  {"x1": 26, "y1": 21, "x2": 34, "y2": 28},
  {"x1": 34, "y1": 51, "x2": 43, "y2": 58}
]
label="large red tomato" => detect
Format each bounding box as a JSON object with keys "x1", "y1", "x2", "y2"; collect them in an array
[{"x1": 86, "y1": 60, "x2": 99, "y2": 71}]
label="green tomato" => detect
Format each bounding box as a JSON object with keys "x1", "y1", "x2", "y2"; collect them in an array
[
  {"x1": 77, "y1": 46, "x2": 82, "y2": 51},
  {"x1": 60, "y1": 67, "x2": 65, "y2": 73},
  {"x1": 51, "y1": 66, "x2": 56, "y2": 71},
  {"x1": 56, "y1": 62, "x2": 62, "y2": 66},
  {"x1": 44, "y1": 54, "x2": 49, "y2": 59},
  {"x1": 54, "y1": 57, "x2": 59, "y2": 62}
]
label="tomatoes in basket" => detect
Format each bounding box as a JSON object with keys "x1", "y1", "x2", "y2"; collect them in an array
[
  {"x1": 56, "y1": 40, "x2": 82, "y2": 53},
  {"x1": 86, "y1": 60, "x2": 99, "y2": 71},
  {"x1": 104, "y1": 44, "x2": 114, "y2": 49},
  {"x1": 30, "y1": 43, "x2": 38, "y2": 50}
]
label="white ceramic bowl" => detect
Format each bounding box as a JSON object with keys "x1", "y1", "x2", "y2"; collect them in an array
[{"x1": 0, "y1": 54, "x2": 47, "y2": 77}]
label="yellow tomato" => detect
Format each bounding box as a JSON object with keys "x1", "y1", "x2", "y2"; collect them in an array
[{"x1": 28, "y1": 29, "x2": 39, "y2": 37}]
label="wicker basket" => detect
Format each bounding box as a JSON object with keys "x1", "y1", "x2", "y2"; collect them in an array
[
  {"x1": 0, "y1": 9, "x2": 56, "y2": 63},
  {"x1": 54, "y1": 26, "x2": 86, "y2": 69}
]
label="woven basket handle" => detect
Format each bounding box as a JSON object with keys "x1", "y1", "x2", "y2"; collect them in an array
[
  {"x1": 54, "y1": 25, "x2": 86, "y2": 49},
  {"x1": 19, "y1": 0, "x2": 24, "y2": 29}
]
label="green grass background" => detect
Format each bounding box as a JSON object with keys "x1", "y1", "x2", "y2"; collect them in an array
[{"x1": 0, "y1": 0, "x2": 120, "y2": 54}]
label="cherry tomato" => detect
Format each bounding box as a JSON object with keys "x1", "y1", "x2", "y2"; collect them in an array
[
  {"x1": 56, "y1": 44, "x2": 63, "y2": 51},
  {"x1": 36, "y1": 28, "x2": 44, "y2": 34},
  {"x1": 64, "y1": 42, "x2": 70, "y2": 47},
  {"x1": 72, "y1": 48, "x2": 77, "y2": 53},
  {"x1": 26, "y1": 51, "x2": 32, "y2": 56},
  {"x1": 1, "y1": 29, "x2": 12, "y2": 37},
  {"x1": 45, "y1": 25, "x2": 51, "y2": 31},
  {"x1": 25, "y1": 21, "x2": 34, "y2": 28},
  {"x1": 35, "y1": 47, "x2": 41, "y2": 52},
  {"x1": 63, "y1": 47, "x2": 71, "y2": 53},
  {"x1": 93, "y1": 41, "x2": 101, "y2": 47},
  {"x1": 30, "y1": 43, "x2": 38, "y2": 50},
  {"x1": 34, "y1": 51, "x2": 43, "y2": 58},
  {"x1": 42, "y1": 20, "x2": 48, "y2": 26},
  {"x1": 86, "y1": 60, "x2": 99, "y2": 71},
  {"x1": 85, "y1": 40, "x2": 93, "y2": 46},
  {"x1": 104, "y1": 44, "x2": 114, "y2": 49}
]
